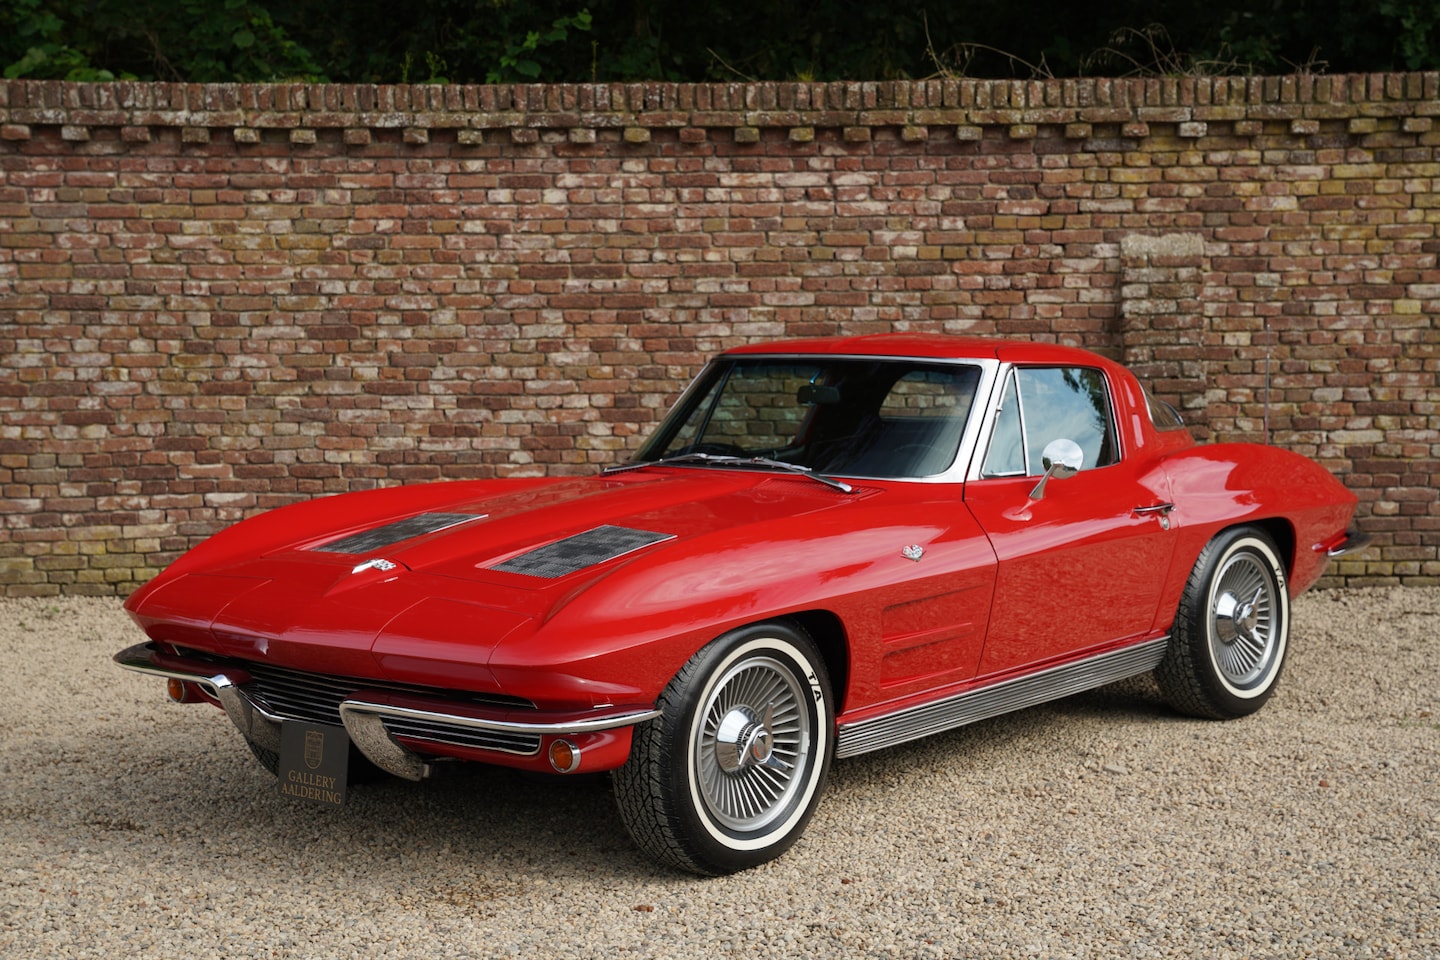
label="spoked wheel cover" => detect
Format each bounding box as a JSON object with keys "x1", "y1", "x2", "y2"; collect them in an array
[
  {"x1": 693, "y1": 653, "x2": 813, "y2": 833},
  {"x1": 1206, "y1": 544, "x2": 1284, "y2": 697},
  {"x1": 613, "y1": 623, "x2": 832, "y2": 873}
]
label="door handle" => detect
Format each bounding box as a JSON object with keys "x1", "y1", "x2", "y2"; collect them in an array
[{"x1": 1133, "y1": 502, "x2": 1176, "y2": 529}]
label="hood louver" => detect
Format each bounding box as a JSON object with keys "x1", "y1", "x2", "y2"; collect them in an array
[
  {"x1": 313, "y1": 513, "x2": 485, "y2": 555},
  {"x1": 492, "y1": 525, "x2": 673, "y2": 579}
]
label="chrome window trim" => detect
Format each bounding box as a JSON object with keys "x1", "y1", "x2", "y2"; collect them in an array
[
  {"x1": 966, "y1": 362, "x2": 1123, "y2": 482},
  {"x1": 975, "y1": 366, "x2": 1029, "y2": 479}
]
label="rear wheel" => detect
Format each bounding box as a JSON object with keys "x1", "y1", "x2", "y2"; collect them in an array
[
  {"x1": 613, "y1": 622, "x2": 833, "y2": 875},
  {"x1": 1157, "y1": 527, "x2": 1290, "y2": 719}
]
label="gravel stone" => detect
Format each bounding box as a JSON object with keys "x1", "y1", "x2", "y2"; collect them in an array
[{"x1": 1, "y1": 589, "x2": 1436, "y2": 959}]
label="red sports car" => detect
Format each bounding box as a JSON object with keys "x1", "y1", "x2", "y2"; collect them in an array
[{"x1": 117, "y1": 334, "x2": 1368, "y2": 874}]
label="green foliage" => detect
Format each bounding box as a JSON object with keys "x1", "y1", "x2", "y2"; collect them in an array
[
  {"x1": 171, "y1": 0, "x2": 326, "y2": 81},
  {"x1": 489, "y1": 8, "x2": 591, "y2": 82},
  {"x1": 1214, "y1": 0, "x2": 1440, "y2": 73},
  {"x1": 285, "y1": 0, "x2": 594, "y2": 85},
  {"x1": 1379, "y1": 0, "x2": 1440, "y2": 71},
  {"x1": 2, "y1": 0, "x2": 122, "y2": 79},
  {"x1": 2, "y1": 0, "x2": 325, "y2": 81},
  {"x1": 3, "y1": 0, "x2": 1437, "y2": 84}
]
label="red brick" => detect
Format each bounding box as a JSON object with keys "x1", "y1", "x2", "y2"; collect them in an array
[{"x1": 2, "y1": 76, "x2": 1438, "y2": 592}]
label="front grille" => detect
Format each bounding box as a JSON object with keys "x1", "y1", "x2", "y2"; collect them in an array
[
  {"x1": 381, "y1": 716, "x2": 541, "y2": 756},
  {"x1": 234, "y1": 659, "x2": 534, "y2": 726}
]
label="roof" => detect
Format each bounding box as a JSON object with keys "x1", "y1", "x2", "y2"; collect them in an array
[{"x1": 722, "y1": 333, "x2": 1123, "y2": 369}]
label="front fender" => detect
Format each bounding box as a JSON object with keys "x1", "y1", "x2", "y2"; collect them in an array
[{"x1": 488, "y1": 494, "x2": 997, "y2": 709}]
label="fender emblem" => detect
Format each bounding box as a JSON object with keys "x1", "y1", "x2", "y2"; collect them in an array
[
  {"x1": 901, "y1": 544, "x2": 925, "y2": 562},
  {"x1": 351, "y1": 558, "x2": 398, "y2": 574}
]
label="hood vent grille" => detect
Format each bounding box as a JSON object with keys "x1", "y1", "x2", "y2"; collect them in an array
[
  {"x1": 492, "y1": 525, "x2": 673, "y2": 579},
  {"x1": 313, "y1": 513, "x2": 484, "y2": 555}
]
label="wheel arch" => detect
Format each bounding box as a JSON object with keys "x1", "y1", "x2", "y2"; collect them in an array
[
  {"x1": 1226, "y1": 517, "x2": 1296, "y2": 590},
  {"x1": 780, "y1": 609, "x2": 850, "y2": 713},
  {"x1": 1156, "y1": 520, "x2": 1293, "y2": 719}
]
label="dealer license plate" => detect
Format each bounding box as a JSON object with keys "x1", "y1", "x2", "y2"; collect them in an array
[{"x1": 277, "y1": 721, "x2": 349, "y2": 806}]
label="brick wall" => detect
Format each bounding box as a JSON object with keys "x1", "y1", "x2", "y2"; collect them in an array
[{"x1": 1, "y1": 76, "x2": 1437, "y2": 596}]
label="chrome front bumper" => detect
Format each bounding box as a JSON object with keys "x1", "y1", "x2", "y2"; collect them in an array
[{"x1": 115, "y1": 642, "x2": 659, "y2": 781}]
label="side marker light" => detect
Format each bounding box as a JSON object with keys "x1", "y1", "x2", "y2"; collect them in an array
[{"x1": 548, "y1": 739, "x2": 581, "y2": 773}]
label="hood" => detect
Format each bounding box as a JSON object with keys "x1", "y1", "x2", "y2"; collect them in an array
[
  {"x1": 125, "y1": 470, "x2": 877, "y2": 690},
  {"x1": 268, "y1": 470, "x2": 866, "y2": 585}
]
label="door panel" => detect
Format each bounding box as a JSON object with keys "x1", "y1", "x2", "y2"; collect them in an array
[
  {"x1": 964, "y1": 363, "x2": 1177, "y2": 677},
  {"x1": 964, "y1": 464, "x2": 1176, "y2": 676}
]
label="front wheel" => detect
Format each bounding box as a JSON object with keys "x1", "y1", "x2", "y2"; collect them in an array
[
  {"x1": 1156, "y1": 527, "x2": 1290, "y2": 719},
  {"x1": 613, "y1": 622, "x2": 833, "y2": 875}
]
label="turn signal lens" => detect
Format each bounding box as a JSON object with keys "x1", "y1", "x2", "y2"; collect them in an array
[
  {"x1": 166, "y1": 678, "x2": 188, "y2": 702},
  {"x1": 548, "y1": 738, "x2": 580, "y2": 773}
]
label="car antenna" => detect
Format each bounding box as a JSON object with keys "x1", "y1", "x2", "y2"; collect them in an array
[{"x1": 1263, "y1": 321, "x2": 1272, "y2": 446}]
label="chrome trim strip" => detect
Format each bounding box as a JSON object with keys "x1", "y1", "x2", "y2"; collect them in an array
[
  {"x1": 335, "y1": 700, "x2": 661, "y2": 780},
  {"x1": 338, "y1": 699, "x2": 662, "y2": 738},
  {"x1": 339, "y1": 711, "x2": 430, "y2": 781},
  {"x1": 834, "y1": 636, "x2": 1170, "y2": 759}
]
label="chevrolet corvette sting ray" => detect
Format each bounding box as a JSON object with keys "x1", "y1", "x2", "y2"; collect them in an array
[{"x1": 117, "y1": 334, "x2": 1368, "y2": 874}]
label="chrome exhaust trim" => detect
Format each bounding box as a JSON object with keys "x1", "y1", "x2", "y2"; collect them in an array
[{"x1": 1323, "y1": 527, "x2": 1373, "y2": 558}]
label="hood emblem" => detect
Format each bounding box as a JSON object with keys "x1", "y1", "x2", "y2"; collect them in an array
[
  {"x1": 351, "y1": 558, "x2": 398, "y2": 575},
  {"x1": 901, "y1": 544, "x2": 925, "y2": 562}
]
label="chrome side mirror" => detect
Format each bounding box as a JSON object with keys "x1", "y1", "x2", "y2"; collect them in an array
[{"x1": 1028, "y1": 438, "x2": 1084, "y2": 500}]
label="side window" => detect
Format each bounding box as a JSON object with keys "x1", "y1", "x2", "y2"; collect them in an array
[
  {"x1": 982, "y1": 366, "x2": 1117, "y2": 477},
  {"x1": 1143, "y1": 385, "x2": 1186, "y2": 431},
  {"x1": 981, "y1": 372, "x2": 1025, "y2": 476}
]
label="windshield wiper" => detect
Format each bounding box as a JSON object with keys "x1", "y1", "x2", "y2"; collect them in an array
[
  {"x1": 725, "y1": 455, "x2": 855, "y2": 493},
  {"x1": 604, "y1": 453, "x2": 855, "y2": 494},
  {"x1": 602, "y1": 452, "x2": 731, "y2": 476}
]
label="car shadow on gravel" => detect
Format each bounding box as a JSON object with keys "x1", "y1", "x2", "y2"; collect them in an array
[
  {"x1": 56, "y1": 715, "x2": 661, "y2": 883},
  {"x1": 81, "y1": 673, "x2": 1202, "y2": 884},
  {"x1": 1034, "y1": 671, "x2": 1179, "y2": 720}
]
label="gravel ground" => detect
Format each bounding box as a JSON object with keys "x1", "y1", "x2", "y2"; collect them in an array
[{"x1": 1, "y1": 588, "x2": 1436, "y2": 960}]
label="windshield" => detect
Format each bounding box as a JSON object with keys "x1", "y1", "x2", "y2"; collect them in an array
[{"x1": 636, "y1": 357, "x2": 983, "y2": 479}]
